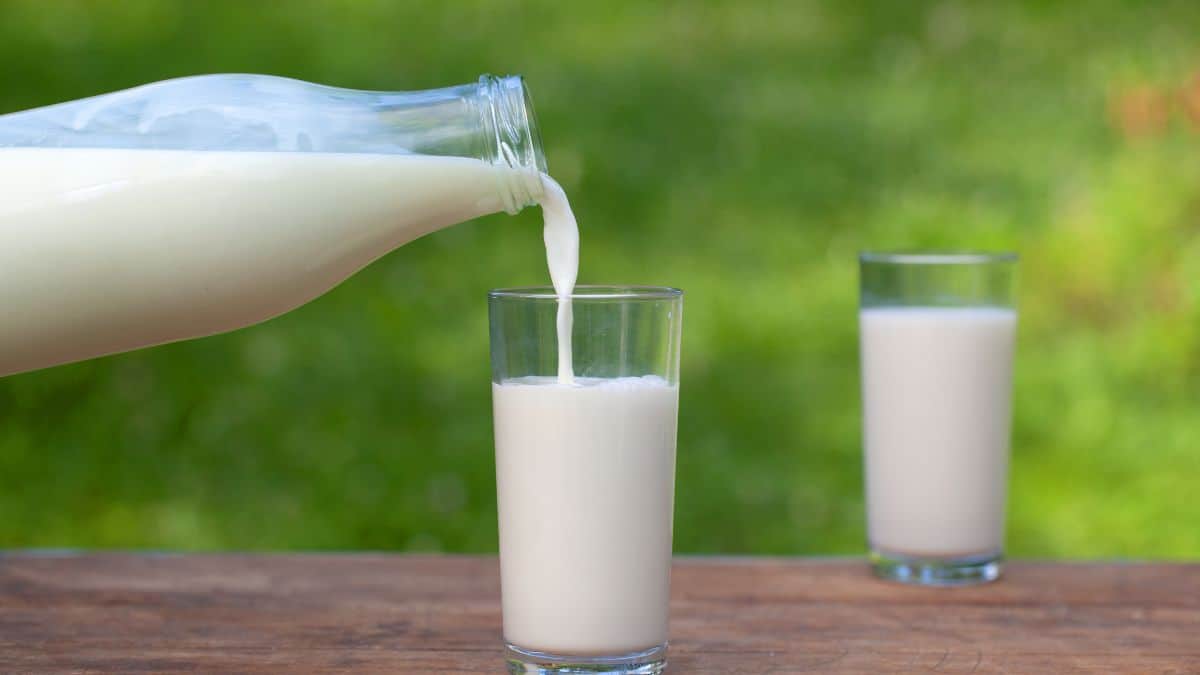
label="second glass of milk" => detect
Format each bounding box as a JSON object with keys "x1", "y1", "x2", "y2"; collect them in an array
[
  {"x1": 859, "y1": 252, "x2": 1018, "y2": 586},
  {"x1": 489, "y1": 286, "x2": 683, "y2": 674}
]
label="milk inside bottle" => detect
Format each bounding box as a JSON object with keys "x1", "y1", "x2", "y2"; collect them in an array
[{"x1": 0, "y1": 74, "x2": 574, "y2": 377}]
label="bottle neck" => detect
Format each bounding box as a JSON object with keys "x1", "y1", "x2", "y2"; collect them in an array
[{"x1": 476, "y1": 75, "x2": 547, "y2": 213}]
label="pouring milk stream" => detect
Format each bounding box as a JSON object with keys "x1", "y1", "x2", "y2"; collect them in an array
[
  {"x1": 538, "y1": 176, "x2": 580, "y2": 383},
  {"x1": 0, "y1": 74, "x2": 579, "y2": 379}
]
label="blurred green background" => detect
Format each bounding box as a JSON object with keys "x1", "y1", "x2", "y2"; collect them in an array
[{"x1": 1, "y1": 0, "x2": 1197, "y2": 558}]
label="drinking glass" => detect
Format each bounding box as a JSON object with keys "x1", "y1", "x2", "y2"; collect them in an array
[
  {"x1": 489, "y1": 286, "x2": 683, "y2": 674},
  {"x1": 859, "y1": 252, "x2": 1018, "y2": 585}
]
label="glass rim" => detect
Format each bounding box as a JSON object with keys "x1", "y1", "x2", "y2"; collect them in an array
[
  {"x1": 859, "y1": 251, "x2": 1019, "y2": 265},
  {"x1": 488, "y1": 285, "x2": 683, "y2": 300}
]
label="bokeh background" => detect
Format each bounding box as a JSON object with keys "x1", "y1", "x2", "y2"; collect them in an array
[{"x1": 1, "y1": 0, "x2": 1197, "y2": 557}]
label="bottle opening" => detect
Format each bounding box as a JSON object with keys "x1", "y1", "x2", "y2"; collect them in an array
[
  {"x1": 481, "y1": 75, "x2": 547, "y2": 213},
  {"x1": 517, "y1": 78, "x2": 548, "y2": 176}
]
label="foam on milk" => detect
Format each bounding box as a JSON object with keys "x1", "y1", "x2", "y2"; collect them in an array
[
  {"x1": 492, "y1": 375, "x2": 678, "y2": 654},
  {"x1": 860, "y1": 306, "x2": 1016, "y2": 557}
]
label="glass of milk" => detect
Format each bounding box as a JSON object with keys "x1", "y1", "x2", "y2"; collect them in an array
[
  {"x1": 859, "y1": 252, "x2": 1018, "y2": 586},
  {"x1": 489, "y1": 285, "x2": 683, "y2": 674}
]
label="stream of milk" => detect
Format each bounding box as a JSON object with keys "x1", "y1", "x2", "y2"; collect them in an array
[{"x1": 537, "y1": 175, "x2": 579, "y2": 383}]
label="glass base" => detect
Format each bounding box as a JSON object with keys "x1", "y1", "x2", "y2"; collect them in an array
[
  {"x1": 871, "y1": 550, "x2": 1002, "y2": 586},
  {"x1": 505, "y1": 642, "x2": 667, "y2": 674}
]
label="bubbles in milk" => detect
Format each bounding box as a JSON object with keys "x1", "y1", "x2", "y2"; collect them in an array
[{"x1": 538, "y1": 175, "x2": 580, "y2": 384}]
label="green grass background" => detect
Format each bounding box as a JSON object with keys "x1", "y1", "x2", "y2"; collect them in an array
[{"x1": 0, "y1": 0, "x2": 1197, "y2": 557}]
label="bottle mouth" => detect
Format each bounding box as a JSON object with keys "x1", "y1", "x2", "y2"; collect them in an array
[
  {"x1": 482, "y1": 75, "x2": 547, "y2": 212},
  {"x1": 512, "y1": 76, "x2": 547, "y2": 176}
]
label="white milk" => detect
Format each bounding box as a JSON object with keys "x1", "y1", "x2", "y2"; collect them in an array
[
  {"x1": 537, "y1": 175, "x2": 579, "y2": 383},
  {"x1": 0, "y1": 147, "x2": 542, "y2": 376},
  {"x1": 860, "y1": 307, "x2": 1016, "y2": 558},
  {"x1": 493, "y1": 376, "x2": 678, "y2": 655}
]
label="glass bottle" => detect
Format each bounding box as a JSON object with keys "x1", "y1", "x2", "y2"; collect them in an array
[{"x1": 0, "y1": 74, "x2": 548, "y2": 376}]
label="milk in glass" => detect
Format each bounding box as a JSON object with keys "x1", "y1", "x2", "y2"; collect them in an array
[
  {"x1": 493, "y1": 376, "x2": 678, "y2": 654},
  {"x1": 860, "y1": 307, "x2": 1016, "y2": 558}
]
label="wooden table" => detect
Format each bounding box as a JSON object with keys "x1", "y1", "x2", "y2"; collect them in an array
[{"x1": 1, "y1": 554, "x2": 1197, "y2": 673}]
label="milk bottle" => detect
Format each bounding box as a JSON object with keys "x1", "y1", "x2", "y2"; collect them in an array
[{"x1": 0, "y1": 74, "x2": 569, "y2": 376}]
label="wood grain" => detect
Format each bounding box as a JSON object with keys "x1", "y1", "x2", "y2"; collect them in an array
[{"x1": 0, "y1": 554, "x2": 1197, "y2": 673}]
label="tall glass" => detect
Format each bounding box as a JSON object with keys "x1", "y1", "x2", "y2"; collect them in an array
[
  {"x1": 489, "y1": 286, "x2": 683, "y2": 674},
  {"x1": 859, "y1": 252, "x2": 1018, "y2": 586}
]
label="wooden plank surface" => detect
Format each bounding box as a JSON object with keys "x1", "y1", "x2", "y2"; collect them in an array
[{"x1": 0, "y1": 554, "x2": 1197, "y2": 673}]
